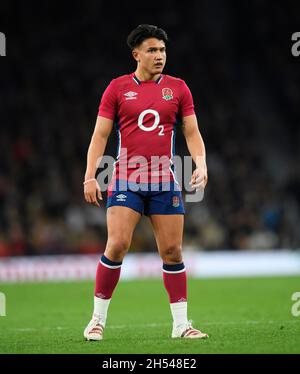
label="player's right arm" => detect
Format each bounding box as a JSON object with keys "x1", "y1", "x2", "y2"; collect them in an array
[{"x1": 84, "y1": 116, "x2": 113, "y2": 207}]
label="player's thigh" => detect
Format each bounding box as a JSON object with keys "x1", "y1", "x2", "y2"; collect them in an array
[
  {"x1": 149, "y1": 214, "x2": 184, "y2": 261},
  {"x1": 106, "y1": 206, "x2": 141, "y2": 249}
]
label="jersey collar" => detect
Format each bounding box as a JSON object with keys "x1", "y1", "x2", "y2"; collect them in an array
[{"x1": 132, "y1": 73, "x2": 163, "y2": 85}]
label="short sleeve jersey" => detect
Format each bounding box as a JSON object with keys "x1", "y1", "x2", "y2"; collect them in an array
[{"x1": 98, "y1": 73, "x2": 195, "y2": 184}]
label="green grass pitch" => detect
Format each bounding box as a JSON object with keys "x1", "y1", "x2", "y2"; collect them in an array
[{"x1": 0, "y1": 276, "x2": 299, "y2": 354}]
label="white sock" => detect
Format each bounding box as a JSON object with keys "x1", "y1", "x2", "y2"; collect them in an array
[
  {"x1": 170, "y1": 301, "x2": 188, "y2": 328},
  {"x1": 93, "y1": 296, "x2": 111, "y2": 327}
]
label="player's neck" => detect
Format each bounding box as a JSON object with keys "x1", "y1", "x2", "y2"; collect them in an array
[{"x1": 134, "y1": 69, "x2": 161, "y2": 82}]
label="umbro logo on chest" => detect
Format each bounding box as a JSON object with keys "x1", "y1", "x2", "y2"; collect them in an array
[{"x1": 124, "y1": 91, "x2": 138, "y2": 100}]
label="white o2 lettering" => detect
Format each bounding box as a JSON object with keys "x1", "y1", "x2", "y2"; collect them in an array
[
  {"x1": 138, "y1": 109, "x2": 164, "y2": 135},
  {"x1": 158, "y1": 125, "x2": 165, "y2": 136}
]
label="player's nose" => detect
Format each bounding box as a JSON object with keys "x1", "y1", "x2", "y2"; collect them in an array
[
  {"x1": 155, "y1": 51, "x2": 164, "y2": 60},
  {"x1": 155, "y1": 55, "x2": 164, "y2": 62}
]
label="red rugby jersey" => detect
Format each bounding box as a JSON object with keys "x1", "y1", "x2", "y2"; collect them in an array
[{"x1": 98, "y1": 73, "x2": 195, "y2": 184}]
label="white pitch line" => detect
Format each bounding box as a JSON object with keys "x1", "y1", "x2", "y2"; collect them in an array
[
  {"x1": 205, "y1": 320, "x2": 300, "y2": 325},
  {"x1": 13, "y1": 326, "x2": 65, "y2": 332},
  {"x1": 11, "y1": 320, "x2": 299, "y2": 333}
]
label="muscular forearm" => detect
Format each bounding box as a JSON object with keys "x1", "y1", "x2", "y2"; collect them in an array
[
  {"x1": 184, "y1": 124, "x2": 208, "y2": 190},
  {"x1": 85, "y1": 135, "x2": 108, "y2": 180},
  {"x1": 185, "y1": 130, "x2": 206, "y2": 167}
]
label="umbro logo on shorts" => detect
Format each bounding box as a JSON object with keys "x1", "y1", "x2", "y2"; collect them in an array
[
  {"x1": 116, "y1": 194, "x2": 127, "y2": 202},
  {"x1": 124, "y1": 91, "x2": 138, "y2": 100}
]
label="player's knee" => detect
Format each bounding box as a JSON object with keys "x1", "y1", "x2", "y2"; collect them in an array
[
  {"x1": 161, "y1": 244, "x2": 183, "y2": 264},
  {"x1": 106, "y1": 238, "x2": 130, "y2": 259}
]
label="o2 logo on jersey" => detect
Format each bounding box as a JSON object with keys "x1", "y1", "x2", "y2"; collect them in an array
[
  {"x1": 138, "y1": 109, "x2": 165, "y2": 136},
  {"x1": 162, "y1": 88, "x2": 173, "y2": 101}
]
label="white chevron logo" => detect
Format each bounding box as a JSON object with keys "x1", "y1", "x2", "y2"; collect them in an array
[
  {"x1": 124, "y1": 91, "x2": 138, "y2": 100},
  {"x1": 116, "y1": 194, "x2": 127, "y2": 201}
]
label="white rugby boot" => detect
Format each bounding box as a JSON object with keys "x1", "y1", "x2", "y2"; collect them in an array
[
  {"x1": 84, "y1": 316, "x2": 104, "y2": 341},
  {"x1": 172, "y1": 320, "x2": 209, "y2": 339}
]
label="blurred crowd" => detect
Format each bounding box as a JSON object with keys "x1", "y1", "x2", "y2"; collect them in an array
[{"x1": 0, "y1": 0, "x2": 299, "y2": 256}]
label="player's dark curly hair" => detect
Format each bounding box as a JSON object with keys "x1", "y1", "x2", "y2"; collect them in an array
[{"x1": 127, "y1": 24, "x2": 168, "y2": 50}]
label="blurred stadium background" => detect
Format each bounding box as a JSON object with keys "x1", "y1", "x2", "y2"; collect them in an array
[{"x1": 0, "y1": 0, "x2": 300, "y2": 280}]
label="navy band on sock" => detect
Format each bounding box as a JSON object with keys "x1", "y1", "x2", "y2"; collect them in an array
[
  {"x1": 101, "y1": 254, "x2": 122, "y2": 267},
  {"x1": 163, "y1": 263, "x2": 185, "y2": 272}
]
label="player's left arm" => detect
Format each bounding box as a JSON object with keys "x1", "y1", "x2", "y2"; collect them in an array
[{"x1": 182, "y1": 114, "x2": 208, "y2": 190}]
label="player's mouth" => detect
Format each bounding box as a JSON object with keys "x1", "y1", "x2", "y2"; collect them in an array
[{"x1": 154, "y1": 62, "x2": 163, "y2": 68}]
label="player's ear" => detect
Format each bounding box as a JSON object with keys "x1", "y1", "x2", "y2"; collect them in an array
[{"x1": 132, "y1": 48, "x2": 139, "y2": 63}]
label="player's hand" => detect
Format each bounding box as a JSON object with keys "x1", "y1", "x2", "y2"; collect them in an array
[
  {"x1": 189, "y1": 163, "x2": 208, "y2": 190},
  {"x1": 83, "y1": 178, "x2": 102, "y2": 207}
]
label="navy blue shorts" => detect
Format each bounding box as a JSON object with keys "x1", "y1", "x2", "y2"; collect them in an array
[{"x1": 106, "y1": 180, "x2": 185, "y2": 216}]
